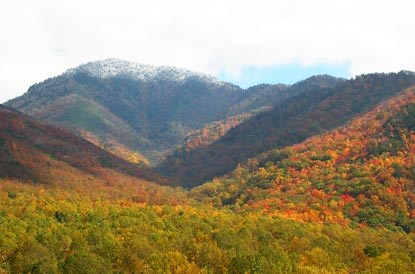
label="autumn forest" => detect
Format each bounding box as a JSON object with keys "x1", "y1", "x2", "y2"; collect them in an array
[{"x1": 2, "y1": 61, "x2": 415, "y2": 273}]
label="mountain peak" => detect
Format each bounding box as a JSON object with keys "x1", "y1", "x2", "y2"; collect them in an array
[{"x1": 64, "y1": 58, "x2": 225, "y2": 85}]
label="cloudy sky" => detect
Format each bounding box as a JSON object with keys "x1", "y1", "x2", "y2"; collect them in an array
[{"x1": 1, "y1": 0, "x2": 415, "y2": 103}]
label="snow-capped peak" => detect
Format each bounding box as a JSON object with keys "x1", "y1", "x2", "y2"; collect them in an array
[{"x1": 64, "y1": 58, "x2": 225, "y2": 85}]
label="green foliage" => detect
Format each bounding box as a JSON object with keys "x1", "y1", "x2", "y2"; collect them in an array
[
  {"x1": 7, "y1": 191, "x2": 16, "y2": 199},
  {"x1": 310, "y1": 154, "x2": 332, "y2": 161},
  {"x1": 364, "y1": 245, "x2": 385, "y2": 258},
  {"x1": 368, "y1": 103, "x2": 415, "y2": 156},
  {"x1": 63, "y1": 251, "x2": 112, "y2": 274},
  {"x1": 356, "y1": 207, "x2": 389, "y2": 227},
  {"x1": 54, "y1": 212, "x2": 66, "y2": 223},
  {"x1": 59, "y1": 95, "x2": 112, "y2": 132},
  {"x1": 386, "y1": 103, "x2": 415, "y2": 132}
]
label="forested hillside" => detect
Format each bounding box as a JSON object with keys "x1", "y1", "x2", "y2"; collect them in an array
[
  {"x1": 191, "y1": 86, "x2": 415, "y2": 231},
  {"x1": 160, "y1": 72, "x2": 415, "y2": 187}
]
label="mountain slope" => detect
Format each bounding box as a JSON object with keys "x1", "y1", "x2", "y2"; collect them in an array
[
  {"x1": 30, "y1": 93, "x2": 149, "y2": 165},
  {"x1": 159, "y1": 72, "x2": 415, "y2": 187},
  {"x1": 191, "y1": 85, "x2": 415, "y2": 230},
  {"x1": 0, "y1": 104, "x2": 165, "y2": 187}
]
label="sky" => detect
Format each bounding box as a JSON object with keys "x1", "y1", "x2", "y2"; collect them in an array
[{"x1": 1, "y1": 0, "x2": 415, "y2": 102}]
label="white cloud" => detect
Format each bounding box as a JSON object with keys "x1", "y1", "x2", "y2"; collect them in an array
[{"x1": 1, "y1": 0, "x2": 415, "y2": 102}]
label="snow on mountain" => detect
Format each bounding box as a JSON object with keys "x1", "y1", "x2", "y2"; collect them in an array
[{"x1": 65, "y1": 58, "x2": 225, "y2": 85}]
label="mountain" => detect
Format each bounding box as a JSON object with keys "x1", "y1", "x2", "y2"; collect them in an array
[
  {"x1": 6, "y1": 59, "x2": 342, "y2": 165},
  {"x1": 6, "y1": 59, "x2": 303, "y2": 165},
  {"x1": 5, "y1": 59, "x2": 237, "y2": 164},
  {"x1": 0, "y1": 104, "x2": 166, "y2": 188},
  {"x1": 191, "y1": 85, "x2": 415, "y2": 231},
  {"x1": 159, "y1": 71, "x2": 415, "y2": 187},
  {"x1": 4, "y1": 69, "x2": 415, "y2": 273}
]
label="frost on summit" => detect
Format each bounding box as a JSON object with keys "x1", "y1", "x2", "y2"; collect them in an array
[{"x1": 65, "y1": 58, "x2": 224, "y2": 84}]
